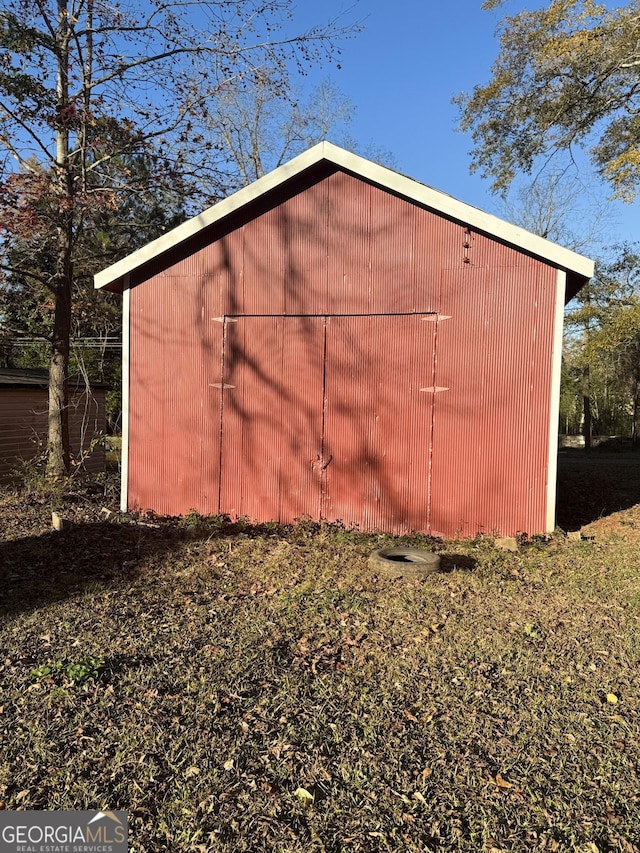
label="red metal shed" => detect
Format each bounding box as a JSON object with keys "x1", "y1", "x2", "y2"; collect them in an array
[{"x1": 95, "y1": 143, "x2": 593, "y2": 537}]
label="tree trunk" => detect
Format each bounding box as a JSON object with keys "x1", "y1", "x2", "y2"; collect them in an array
[
  {"x1": 632, "y1": 380, "x2": 639, "y2": 450},
  {"x1": 47, "y1": 209, "x2": 73, "y2": 479},
  {"x1": 46, "y1": 0, "x2": 73, "y2": 480},
  {"x1": 583, "y1": 363, "x2": 592, "y2": 452},
  {"x1": 47, "y1": 279, "x2": 72, "y2": 478}
]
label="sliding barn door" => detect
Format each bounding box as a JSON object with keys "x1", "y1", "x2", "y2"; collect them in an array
[
  {"x1": 218, "y1": 314, "x2": 438, "y2": 532},
  {"x1": 321, "y1": 314, "x2": 437, "y2": 532},
  {"x1": 218, "y1": 316, "x2": 326, "y2": 523}
]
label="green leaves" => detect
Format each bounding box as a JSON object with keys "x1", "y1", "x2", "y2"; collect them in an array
[
  {"x1": 457, "y1": 0, "x2": 640, "y2": 200},
  {"x1": 561, "y1": 244, "x2": 640, "y2": 440},
  {"x1": 30, "y1": 655, "x2": 104, "y2": 686},
  {"x1": 0, "y1": 11, "x2": 54, "y2": 54}
]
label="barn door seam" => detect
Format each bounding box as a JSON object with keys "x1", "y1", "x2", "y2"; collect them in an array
[
  {"x1": 426, "y1": 315, "x2": 440, "y2": 535},
  {"x1": 319, "y1": 315, "x2": 329, "y2": 521},
  {"x1": 217, "y1": 316, "x2": 229, "y2": 514}
]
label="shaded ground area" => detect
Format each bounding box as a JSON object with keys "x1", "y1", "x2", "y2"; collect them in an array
[{"x1": 556, "y1": 449, "x2": 640, "y2": 535}]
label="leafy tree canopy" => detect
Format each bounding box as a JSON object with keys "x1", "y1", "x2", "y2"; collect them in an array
[
  {"x1": 561, "y1": 243, "x2": 640, "y2": 441},
  {"x1": 456, "y1": 0, "x2": 640, "y2": 201}
]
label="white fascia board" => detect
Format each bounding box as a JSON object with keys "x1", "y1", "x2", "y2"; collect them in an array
[
  {"x1": 546, "y1": 269, "x2": 566, "y2": 532},
  {"x1": 94, "y1": 140, "x2": 594, "y2": 290},
  {"x1": 120, "y1": 282, "x2": 130, "y2": 512}
]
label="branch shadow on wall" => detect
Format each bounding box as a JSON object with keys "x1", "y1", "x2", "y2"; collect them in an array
[
  {"x1": 207, "y1": 168, "x2": 440, "y2": 533},
  {"x1": 130, "y1": 164, "x2": 522, "y2": 536}
]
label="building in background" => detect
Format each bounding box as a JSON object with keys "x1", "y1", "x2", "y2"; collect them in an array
[{"x1": 0, "y1": 368, "x2": 106, "y2": 478}]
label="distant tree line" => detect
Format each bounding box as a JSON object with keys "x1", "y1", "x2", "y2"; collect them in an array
[{"x1": 561, "y1": 246, "x2": 640, "y2": 446}]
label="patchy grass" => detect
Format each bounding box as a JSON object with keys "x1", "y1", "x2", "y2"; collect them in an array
[{"x1": 0, "y1": 481, "x2": 639, "y2": 852}]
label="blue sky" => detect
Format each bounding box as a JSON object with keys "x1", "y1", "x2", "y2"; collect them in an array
[{"x1": 292, "y1": 0, "x2": 637, "y2": 258}]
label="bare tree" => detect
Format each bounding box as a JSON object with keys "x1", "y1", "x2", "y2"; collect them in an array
[
  {"x1": 499, "y1": 171, "x2": 613, "y2": 252},
  {"x1": 209, "y1": 75, "x2": 396, "y2": 191}
]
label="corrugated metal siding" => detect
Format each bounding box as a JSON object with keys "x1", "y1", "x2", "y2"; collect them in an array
[
  {"x1": 127, "y1": 166, "x2": 560, "y2": 535},
  {"x1": 322, "y1": 314, "x2": 437, "y2": 533},
  {"x1": 369, "y1": 189, "x2": 416, "y2": 315},
  {"x1": 429, "y1": 265, "x2": 555, "y2": 537},
  {"x1": 325, "y1": 173, "x2": 371, "y2": 314},
  {"x1": 213, "y1": 313, "x2": 436, "y2": 531},
  {"x1": 129, "y1": 276, "x2": 221, "y2": 515},
  {"x1": 0, "y1": 387, "x2": 105, "y2": 477},
  {"x1": 219, "y1": 316, "x2": 325, "y2": 522}
]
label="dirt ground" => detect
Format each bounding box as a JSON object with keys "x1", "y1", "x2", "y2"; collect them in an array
[{"x1": 556, "y1": 449, "x2": 640, "y2": 539}]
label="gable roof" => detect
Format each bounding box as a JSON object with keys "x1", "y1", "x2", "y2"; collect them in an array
[
  {"x1": 94, "y1": 141, "x2": 594, "y2": 297},
  {"x1": 0, "y1": 368, "x2": 51, "y2": 388}
]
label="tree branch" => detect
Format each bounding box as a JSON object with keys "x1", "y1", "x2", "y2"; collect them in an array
[
  {"x1": 0, "y1": 262, "x2": 55, "y2": 291},
  {"x1": 0, "y1": 102, "x2": 58, "y2": 167}
]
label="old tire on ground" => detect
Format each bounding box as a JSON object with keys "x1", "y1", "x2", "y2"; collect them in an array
[{"x1": 368, "y1": 547, "x2": 440, "y2": 578}]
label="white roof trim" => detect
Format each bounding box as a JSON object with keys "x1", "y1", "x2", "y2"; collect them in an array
[{"x1": 94, "y1": 141, "x2": 594, "y2": 290}]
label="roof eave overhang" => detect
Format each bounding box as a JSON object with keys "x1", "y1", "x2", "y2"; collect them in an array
[
  {"x1": 94, "y1": 141, "x2": 595, "y2": 293},
  {"x1": 565, "y1": 272, "x2": 584, "y2": 305}
]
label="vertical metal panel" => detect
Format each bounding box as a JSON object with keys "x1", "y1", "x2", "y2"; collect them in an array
[
  {"x1": 411, "y1": 207, "x2": 462, "y2": 311},
  {"x1": 219, "y1": 230, "x2": 245, "y2": 316},
  {"x1": 283, "y1": 180, "x2": 329, "y2": 315},
  {"x1": 200, "y1": 300, "x2": 225, "y2": 512},
  {"x1": 325, "y1": 172, "x2": 372, "y2": 314},
  {"x1": 322, "y1": 314, "x2": 436, "y2": 533},
  {"x1": 128, "y1": 275, "x2": 222, "y2": 515},
  {"x1": 239, "y1": 179, "x2": 330, "y2": 316},
  {"x1": 236, "y1": 210, "x2": 286, "y2": 316},
  {"x1": 429, "y1": 263, "x2": 556, "y2": 537},
  {"x1": 195, "y1": 228, "x2": 244, "y2": 317},
  {"x1": 128, "y1": 282, "x2": 156, "y2": 512},
  {"x1": 219, "y1": 316, "x2": 325, "y2": 523},
  {"x1": 368, "y1": 188, "x2": 416, "y2": 314}
]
